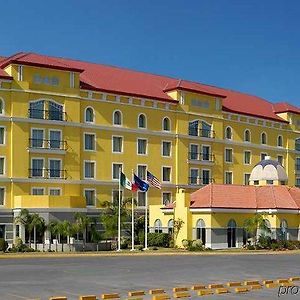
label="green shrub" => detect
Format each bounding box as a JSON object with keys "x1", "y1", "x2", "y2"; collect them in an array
[
  {"x1": 257, "y1": 235, "x2": 272, "y2": 249},
  {"x1": 137, "y1": 245, "x2": 144, "y2": 251},
  {"x1": 0, "y1": 238, "x2": 8, "y2": 252},
  {"x1": 120, "y1": 237, "x2": 130, "y2": 249},
  {"x1": 182, "y1": 239, "x2": 190, "y2": 248},
  {"x1": 147, "y1": 233, "x2": 170, "y2": 247},
  {"x1": 138, "y1": 232, "x2": 145, "y2": 245}
]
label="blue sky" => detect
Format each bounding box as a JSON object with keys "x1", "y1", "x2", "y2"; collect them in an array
[{"x1": 1, "y1": 0, "x2": 299, "y2": 106}]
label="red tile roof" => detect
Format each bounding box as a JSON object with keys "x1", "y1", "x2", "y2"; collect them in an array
[
  {"x1": 0, "y1": 52, "x2": 298, "y2": 121},
  {"x1": 190, "y1": 184, "x2": 300, "y2": 210},
  {"x1": 273, "y1": 102, "x2": 300, "y2": 115}
]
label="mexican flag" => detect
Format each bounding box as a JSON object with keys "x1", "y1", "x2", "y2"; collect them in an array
[{"x1": 120, "y1": 172, "x2": 132, "y2": 190}]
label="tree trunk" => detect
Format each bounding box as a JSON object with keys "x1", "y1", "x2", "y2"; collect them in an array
[{"x1": 29, "y1": 232, "x2": 32, "y2": 248}]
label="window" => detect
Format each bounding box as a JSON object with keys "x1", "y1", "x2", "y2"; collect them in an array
[
  {"x1": 49, "y1": 188, "x2": 61, "y2": 196},
  {"x1": 188, "y1": 120, "x2": 199, "y2": 136},
  {"x1": 84, "y1": 161, "x2": 95, "y2": 179},
  {"x1": 277, "y1": 155, "x2": 284, "y2": 166},
  {"x1": 32, "y1": 188, "x2": 44, "y2": 195},
  {"x1": 163, "y1": 117, "x2": 170, "y2": 131},
  {"x1": 85, "y1": 189, "x2": 96, "y2": 206},
  {"x1": 188, "y1": 120, "x2": 212, "y2": 138},
  {"x1": 0, "y1": 127, "x2": 4, "y2": 145},
  {"x1": 0, "y1": 157, "x2": 5, "y2": 175},
  {"x1": 112, "y1": 163, "x2": 122, "y2": 180},
  {"x1": 84, "y1": 133, "x2": 96, "y2": 151},
  {"x1": 295, "y1": 138, "x2": 300, "y2": 151},
  {"x1": 0, "y1": 99, "x2": 4, "y2": 115},
  {"x1": 168, "y1": 219, "x2": 174, "y2": 234},
  {"x1": 201, "y1": 121, "x2": 212, "y2": 138},
  {"x1": 225, "y1": 148, "x2": 233, "y2": 163},
  {"x1": 244, "y1": 151, "x2": 251, "y2": 165},
  {"x1": 189, "y1": 144, "x2": 198, "y2": 160},
  {"x1": 0, "y1": 188, "x2": 5, "y2": 205},
  {"x1": 31, "y1": 129, "x2": 44, "y2": 148},
  {"x1": 253, "y1": 180, "x2": 259, "y2": 185},
  {"x1": 154, "y1": 219, "x2": 162, "y2": 233},
  {"x1": 49, "y1": 159, "x2": 61, "y2": 178},
  {"x1": 261, "y1": 132, "x2": 267, "y2": 145},
  {"x1": 85, "y1": 107, "x2": 94, "y2": 123},
  {"x1": 70, "y1": 72, "x2": 75, "y2": 88},
  {"x1": 162, "y1": 167, "x2": 171, "y2": 182},
  {"x1": 137, "y1": 139, "x2": 147, "y2": 155},
  {"x1": 162, "y1": 192, "x2": 171, "y2": 205},
  {"x1": 113, "y1": 110, "x2": 122, "y2": 125},
  {"x1": 277, "y1": 135, "x2": 283, "y2": 147},
  {"x1": 49, "y1": 101, "x2": 63, "y2": 121},
  {"x1": 225, "y1": 171, "x2": 233, "y2": 184},
  {"x1": 49, "y1": 130, "x2": 62, "y2": 149},
  {"x1": 244, "y1": 130, "x2": 251, "y2": 142},
  {"x1": 244, "y1": 173, "x2": 251, "y2": 185},
  {"x1": 137, "y1": 191, "x2": 146, "y2": 207},
  {"x1": 280, "y1": 219, "x2": 288, "y2": 240},
  {"x1": 202, "y1": 145, "x2": 211, "y2": 161},
  {"x1": 18, "y1": 65, "x2": 23, "y2": 81},
  {"x1": 296, "y1": 178, "x2": 300, "y2": 187},
  {"x1": 266, "y1": 180, "x2": 273, "y2": 185},
  {"x1": 225, "y1": 126, "x2": 232, "y2": 139},
  {"x1": 296, "y1": 158, "x2": 300, "y2": 172},
  {"x1": 31, "y1": 158, "x2": 44, "y2": 177},
  {"x1": 162, "y1": 141, "x2": 171, "y2": 157},
  {"x1": 261, "y1": 153, "x2": 268, "y2": 160},
  {"x1": 112, "y1": 136, "x2": 123, "y2": 153},
  {"x1": 202, "y1": 170, "x2": 211, "y2": 185},
  {"x1": 112, "y1": 190, "x2": 122, "y2": 206},
  {"x1": 137, "y1": 165, "x2": 147, "y2": 180},
  {"x1": 196, "y1": 219, "x2": 206, "y2": 245},
  {"x1": 29, "y1": 100, "x2": 45, "y2": 119},
  {"x1": 138, "y1": 114, "x2": 146, "y2": 128},
  {"x1": 190, "y1": 168, "x2": 198, "y2": 184}
]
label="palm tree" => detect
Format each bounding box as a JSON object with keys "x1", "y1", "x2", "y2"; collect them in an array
[
  {"x1": 244, "y1": 213, "x2": 271, "y2": 246},
  {"x1": 74, "y1": 212, "x2": 91, "y2": 251},
  {"x1": 48, "y1": 221, "x2": 59, "y2": 251},
  {"x1": 14, "y1": 209, "x2": 32, "y2": 246},
  {"x1": 29, "y1": 213, "x2": 45, "y2": 250}
]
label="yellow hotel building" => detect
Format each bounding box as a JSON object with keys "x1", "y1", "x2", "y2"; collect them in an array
[{"x1": 0, "y1": 52, "x2": 299, "y2": 245}]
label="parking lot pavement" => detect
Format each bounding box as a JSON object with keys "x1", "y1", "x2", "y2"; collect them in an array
[{"x1": 0, "y1": 253, "x2": 299, "y2": 299}]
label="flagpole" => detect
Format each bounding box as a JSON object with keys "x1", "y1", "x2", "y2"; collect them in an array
[
  {"x1": 117, "y1": 168, "x2": 121, "y2": 251},
  {"x1": 131, "y1": 169, "x2": 135, "y2": 251},
  {"x1": 144, "y1": 190, "x2": 148, "y2": 250}
]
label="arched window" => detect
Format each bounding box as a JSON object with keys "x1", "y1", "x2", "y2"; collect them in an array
[
  {"x1": 154, "y1": 219, "x2": 162, "y2": 233},
  {"x1": 280, "y1": 219, "x2": 288, "y2": 240},
  {"x1": 0, "y1": 98, "x2": 4, "y2": 115},
  {"x1": 264, "y1": 219, "x2": 272, "y2": 237},
  {"x1": 163, "y1": 117, "x2": 171, "y2": 131},
  {"x1": 138, "y1": 114, "x2": 146, "y2": 129},
  {"x1": 227, "y1": 219, "x2": 236, "y2": 248},
  {"x1": 168, "y1": 219, "x2": 174, "y2": 235},
  {"x1": 113, "y1": 110, "x2": 122, "y2": 126},
  {"x1": 244, "y1": 129, "x2": 251, "y2": 142},
  {"x1": 296, "y1": 138, "x2": 300, "y2": 151},
  {"x1": 277, "y1": 135, "x2": 283, "y2": 147},
  {"x1": 196, "y1": 219, "x2": 206, "y2": 245},
  {"x1": 49, "y1": 101, "x2": 64, "y2": 121},
  {"x1": 225, "y1": 126, "x2": 233, "y2": 140},
  {"x1": 261, "y1": 132, "x2": 267, "y2": 145},
  {"x1": 85, "y1": 107, "x2": 94, "y2": 123}
]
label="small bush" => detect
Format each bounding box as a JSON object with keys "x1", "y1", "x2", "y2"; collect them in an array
[
  {"x1": 137, "y1": 245, "x2": 144, "y2": 251},
  {"x1": 257, "y1": 235, "x2": 272, "y2": 249},
  {"x1": 0, "y1": 238, "x2": 8, "y2": 252},
  {"x1": 120, "y1": 237, "x2": 130, "y2": 249},
  {"x1": 147, "y1": 233, "x2": 170, "y2": 247},
  {"x1": 182, "y1": 239, "x2": 190, "y2": 248}
]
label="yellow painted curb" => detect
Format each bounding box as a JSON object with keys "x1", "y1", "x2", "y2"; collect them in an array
[
  {"x1": 227, "y1": 282, "x2": 242, "y2": 287},
  {"x1": 173, "y1": 292, "x2": 191, "y2": 298},
  {"x1": 128, "y1": 291, "x2": 145, "y2": 297},
  {"x1": 149, "y1": 289, "x2": 165, "y2": 295},
  {"x1": 191, "y1": 285, "x2": 206, "y2": 290},
  {"x1": 198, "y1": 289, "x2": 213, "y2": 296},
  {"x1": 173, "y1": 287, "x2": 188, "y2": 292},
  {"x1": 235, "y1": 287, "x2": 249, "y2": 293},
  {"x1": 101, "y1": 293, "x2": 120, "y2": 299},
  {"x1": 208, "y1": 284, "x2": 223, "y2": 289},
  {"x1": 215, "y1": 288, "x2": 229, "y2": 294}
]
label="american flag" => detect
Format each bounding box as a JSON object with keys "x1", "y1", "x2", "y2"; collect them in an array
[{"x1": 147, "y1": 171, "x2": 161, "y2": 189}]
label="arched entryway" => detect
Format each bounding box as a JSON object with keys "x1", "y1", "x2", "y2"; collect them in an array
[
  {"x1": 227, "y1": 219, "x2": 236, "y2": 248},
  {"x1": 196, "y1": 219, "x2": 206, "y2": 246},
  {"x1": 280, "y1": 219, "x2": 288, "y2": 240}
]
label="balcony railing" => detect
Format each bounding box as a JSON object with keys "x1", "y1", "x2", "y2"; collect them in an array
[
  {"x1": 28, "y1": 109, "x2": 67, "y2": 121},
  {"x1": 29, "y1": 138, "x2": 67, "y2": 151},
  {"x1": 28, "y1": 168, "x2": 67, "y2": 179},
  {"x1": 188, "y1": 128, "x2": 215, "y2": 138},
  {"x1": 188, "y1": 152, "x2": 215, "y2": 162},
  {"x1": 188, "y1": 177, "x2": 214, "y2": 186}
]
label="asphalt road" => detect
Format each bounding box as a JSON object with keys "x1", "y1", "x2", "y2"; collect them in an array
[{"x1": 0, "y1": 253, "x2": 299, "y2": 300}]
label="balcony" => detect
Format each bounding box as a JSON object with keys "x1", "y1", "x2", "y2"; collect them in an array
[
  {"x1": 188, "y1": 152, "x2": 215, "y2": 162},
  {"x1": 188, "y1": 177, "x2": 214, "y2": 186},
  {"x1": 13, "y1": 195, "x2": 85, "y2": 209},
  {"x1": 28, "y1": 108, "x2": 67, "y2": 121},
  {"x1": 28, "y1": 168, "x2": 67, "y2": 179},
  {"x1": 188, "y1": 128, "x2": 215, "y2": 138},
  {"x1": 29, "y1": 138, "x2": 67, "y2": 151}
]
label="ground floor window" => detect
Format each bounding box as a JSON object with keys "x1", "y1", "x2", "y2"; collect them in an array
[
  {"x1": 154, "y1": 219, "x2": 162, "y2": 233},
  {"x1": 227, "y1": 219, "x2": 236, "y2": 248},
  {"x1": 168, "y1": 219, "x2": 173, "y2": 235},
  {"x1": 0, "y1": 225, "x2": 5, "y2": 239},
  {"x1": 196, "y1": 219, "x2": 206, "y2": 245}
]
